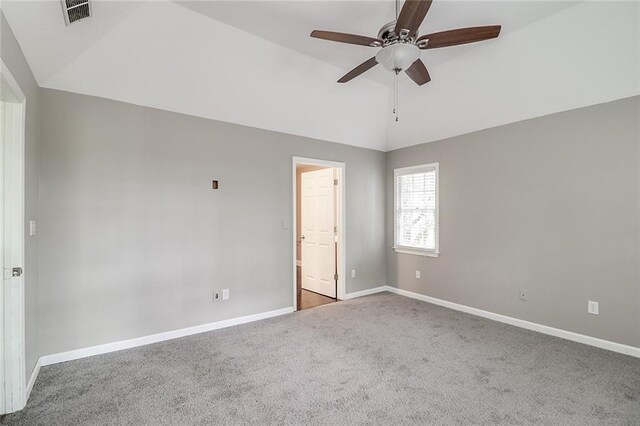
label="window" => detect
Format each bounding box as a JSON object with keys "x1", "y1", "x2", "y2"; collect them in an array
[{"x1": 394, "y1": 163, "x2": 439, "y2": 257}]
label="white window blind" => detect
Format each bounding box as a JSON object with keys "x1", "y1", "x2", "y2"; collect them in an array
[{"x1": 394, "y1": 164, "x2": 439, "y2": 256}]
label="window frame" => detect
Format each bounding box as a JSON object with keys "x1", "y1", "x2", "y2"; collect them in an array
[{"x1": 393, "y1": 163, "x2": 440, "y2": 257}]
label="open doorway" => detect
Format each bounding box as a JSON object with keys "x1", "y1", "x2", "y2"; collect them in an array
[
  {"x1": 292, "y1": 157, "x2": 345, "y2": 311},
  {"x1": 1, "y1": 60, "x2": 27, "y2": 413}
]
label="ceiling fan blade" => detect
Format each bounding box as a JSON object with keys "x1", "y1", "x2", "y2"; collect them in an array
[
  {"x1": 417, "y1": 26, "x2": 501, "y2": 49},
  {"x1": 405, "y1": 59, "x2": 431, "y2": 86},
  {"x1": 338, "y1": 57, "x2": 379, "y2": 83},
  {"x1": 394, "y1": 0, "x2": 433, "y2": 38},
  {"x1": 311, "y1": 30, "x2": 383, "y2": 47}
]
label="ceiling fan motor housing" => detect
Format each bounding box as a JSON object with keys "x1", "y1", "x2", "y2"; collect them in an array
[
  {"x1": 378, "y1": 20, "x2": 419, "y2": 44},
  {"x1": 375, "y1": 20, "x2": 422, "y2": 72}
]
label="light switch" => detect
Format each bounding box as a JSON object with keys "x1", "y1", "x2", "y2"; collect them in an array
[{"x1": 29, "y1": 220, "x2": 36, "y2": 236}]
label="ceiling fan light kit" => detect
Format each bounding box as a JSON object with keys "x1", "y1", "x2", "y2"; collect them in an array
[{"x1": 375, "y1": 42, "x2": 421, "y2": 73}]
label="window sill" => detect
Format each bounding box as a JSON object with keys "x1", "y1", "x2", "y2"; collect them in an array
[{"x1": 393, "y1": 247, "x2": 439, "y2": 258}]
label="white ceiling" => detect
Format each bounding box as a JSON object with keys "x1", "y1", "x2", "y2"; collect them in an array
[
  {"x1": 386, "y1": 0, "x2": 640, "y2": 149},
  {"x1": 2, "y1": 1, "x2": 639, "y2": 151},
  {"x1": 177, "y1": 1, "x2": 579, "y2": 86}
]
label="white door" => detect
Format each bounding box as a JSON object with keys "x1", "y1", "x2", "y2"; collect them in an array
[
  {"x1": 301, "y1": 168, "x2": 336, "y2": 298},
  {"x1": 1, "y1": 63, "x2": 27, "y2": 414}
]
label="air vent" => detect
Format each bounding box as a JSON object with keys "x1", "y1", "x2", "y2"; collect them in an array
[{"x1": 61, "y1": 0, "x2": 91, "y2": 26}]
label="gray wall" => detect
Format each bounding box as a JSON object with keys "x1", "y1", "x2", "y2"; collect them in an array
[
  {"x1": 33, "y1": 74, "x2": 640, "y2": 355},
  {"x1": 39, "y1": 89, "x2": 387, "y2": 355},
  {"x1": 386, "y1": 96, "x2": 640, "y2": 348},
  {"x1": 1, "y1": 12, "x2": 40, "y2": 378}
]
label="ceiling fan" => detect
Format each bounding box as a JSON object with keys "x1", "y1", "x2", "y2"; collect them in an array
[{"x1": 310, "y1": 0, "x2": 501, "y2": 86}]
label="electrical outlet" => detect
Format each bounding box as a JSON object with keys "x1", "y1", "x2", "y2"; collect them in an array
[
  {"x1": 588, "y1": 300, "x2": 599, "y2": 315},
  {"x1": 519, "y1": 289, "x2": 527, "y2": 301},
  {"x1": 415, "y1": 270, "x2": 421, "y2": 279},
  {"x1": 213, "y1": 292, "x2": 220, "y2": 302},
  {"x1": 351, "y1": 269, "x2": 356, "y2": 278},
  {"x1": 222, "y1": 289, "x2": 229, "y2": 300}
]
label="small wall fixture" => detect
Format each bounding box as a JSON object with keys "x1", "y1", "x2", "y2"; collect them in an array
[{"x1": 212, "y1": 180, "x2": 219, "y2": 190}]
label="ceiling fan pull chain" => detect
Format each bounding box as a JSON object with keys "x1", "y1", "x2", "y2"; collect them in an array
[
  {"x1": 394, "y1": 73, "x2": 399, "y2": 122},
  {"x1": 393, "y1": 74, "x2": 396, "y2": 116}
]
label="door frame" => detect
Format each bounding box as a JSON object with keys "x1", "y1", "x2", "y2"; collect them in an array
[
  {"x1": 292, "y1": 157, "x2": 346, "y2": 310},
  {"x1": 1, "y1": 58, "x2": 27, "y2": 414}
]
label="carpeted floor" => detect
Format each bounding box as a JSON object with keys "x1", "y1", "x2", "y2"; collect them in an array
[{"x1": 3, "y1": 293, "x2": 640, "y2": 425}]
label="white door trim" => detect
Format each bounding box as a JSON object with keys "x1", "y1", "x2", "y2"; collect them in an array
[
  {"x1": 292, "y1": 157, "x2": 346, "y2": 309},
  {"x1": 0, "y1": 58, "x2": 27, "y2": 413}
]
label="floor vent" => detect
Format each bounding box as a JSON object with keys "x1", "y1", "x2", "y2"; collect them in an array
[{"x1": 61, "y1": 0, "x2": 91, "y2": 25}]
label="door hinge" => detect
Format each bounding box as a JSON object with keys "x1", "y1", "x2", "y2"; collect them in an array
[
  {"x1": 333, "y1": 179, "x2": 338, "y2": 186},
  {"x1": 334, "y1": 273, "x2": 339, "y2": 281}
]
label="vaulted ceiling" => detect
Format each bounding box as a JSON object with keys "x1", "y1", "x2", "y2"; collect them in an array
[{"x1": 2, "y1": 1, "x2": 639, "y2": 151}]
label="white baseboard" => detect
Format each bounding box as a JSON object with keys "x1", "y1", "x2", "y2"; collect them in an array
[
  {"x1": 29, "y1": 285, "x2": 638, "y2": 399},
  {"x1": 40, "y1": 306, "x2": 294, "y2": 366},
  {"x1": 342, "y1": 286, "x2": 388, "y2": 300},
  {"x1": 385, "y1": 286, "x2": 640, "y2": 358},
  {"x1": 25, "y1": 357, "x2": 41, "y2": 401}
]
